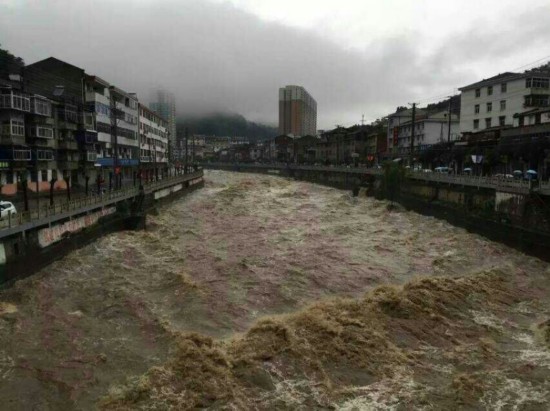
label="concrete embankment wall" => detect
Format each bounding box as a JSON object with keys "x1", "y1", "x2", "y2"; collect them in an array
[
  {"x1": 205, "y1": 165, "x2": 550, "y2": 261},
  {"x1": 0, "y1": 177, "x2": 204, "y2": 285}
]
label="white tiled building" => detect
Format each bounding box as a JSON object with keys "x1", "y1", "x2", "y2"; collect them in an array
[
  {"x1": 138, "y1": 104, "x2": 169, "y2": 168},
  {"x1": 459, "y1": 66, "x2": 550, "y2": 134},
  {"x1": 395, "y1": 111, "x2": 460, "y2": 155}
]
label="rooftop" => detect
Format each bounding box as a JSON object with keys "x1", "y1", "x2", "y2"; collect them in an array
[{"x1": 459, "y1": 62, "x2": 550, "y2": 91}]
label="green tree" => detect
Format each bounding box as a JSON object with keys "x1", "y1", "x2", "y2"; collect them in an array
[
  {"x1": 382, "y1": 161, "x2": 405, "y2": 207},
  {"x1": 0, "y1": 45, "x2": 24, "y2": 79}
]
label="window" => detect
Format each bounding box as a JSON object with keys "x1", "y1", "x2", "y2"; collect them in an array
[
  {"x1": 500, "y1": 100, "x2": 506, "y2": 111},
  {"x1": 37, "y1": 150, "x2": 54, "y2": 161},
  {"x1": 525, "y1": 95, "x2": 550, "y2": 107},
  {"x1": 487, "y1": 86, "x2": 493, "y2": 95},
  {"x1": 526, "y1": 77, "x2": 550, "y2": 89},
  {"x1": 475, "y1": 104, "x2": 480, "y2": 114},
  {"x1": 485, "y1": 118, "x2": 492, "y2": 128},
  {"x1": 487, "y1": 102, "x2": 492, "y2": 112},
  {"x1": 11, "y1": 93, "x2": 30, "y2": 111},
  {"x1": 473, "y1": 119, "x2": 479, "y2": 129},
  {"x1": 499, "y1": 116, "x2": 506, "y2": 126},
  {"x1": 11, "y1": 120, "x2": 24, "y2": 136},
  {"x1": 475, "y1": 88, "x2": 481, "y2": 98},
  {"x1": 501, "y1": 83, "x2": 507, "y2": 93},
  {"x1": 13, "y1": 149, "x2": 31, "y2": 160},
  {"x1": 33, "y1": 98, "x2": 52, "y2": 116},
  {"x1": 34, "y1": 127, "x2": 54, "y2": 138}
]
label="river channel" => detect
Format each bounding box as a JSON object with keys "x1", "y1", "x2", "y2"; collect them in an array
[{"x1": 0, "y1": 170, "x2": 549, "y2": 409}]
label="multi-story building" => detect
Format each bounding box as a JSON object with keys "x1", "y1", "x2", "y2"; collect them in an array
[
  {"x1": 316, "y1": 126, "x2": 369, "y2": 164},
  {"x1": 278, "y1": 85, "x2": 317, "y2": 137},
  {"x1": 386, "y1": 107, "x2": 426, "y2": 156},
  {"x1": 459, "y1": 64, "x2": 550, "y2": 134},
  {"x1": 138, "y1": 104, "x2": 169, "y2": 180},
  {"x1": 24, "y1": 58, "x2": 94, "y2": 188},
  {"x1": 0, "y1": 84, "x2": 33, "y2": 195},
  {"x1": 394, "y1": 111, "x2": 460, "y2": 156},
  {"x1": 366, "y1": 132, "x2": 388, "y2": 165},
  {"x1": 24, "y1": 57, "x2": 144, "y2": 189},
  {"x1": 150, "y1": 90, "x2": 176, "y2": 152}
]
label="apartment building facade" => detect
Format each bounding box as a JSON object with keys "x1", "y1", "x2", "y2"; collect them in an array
[
  {"x1": 459, "y1": 66, "x2": 550, "y2": 134},
  {"x1": 279, "y1": 85, "x2": 317, "y2": 137},
  {"x1": 138, "y1": 104, "x2": 169, "y2": 180},
  {"x1": 394, "y1": 111, "x2": 460, "y2": 156},
  {"x1": 386, "y1": 107, "x2": 426, "y2": 155},
  {"x1": 150, "y1": 90, "x2": 176, "y2": 152},
  {"x1": 0, "y1": 56, "x2": 174, "y2": 197}
]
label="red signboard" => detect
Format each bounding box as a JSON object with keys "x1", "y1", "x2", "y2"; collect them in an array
[
  {"x1": 393, "y1": 127, "x2": 399, "y2": 145},
  {"x1": 115, "y1": 167, "x2": 121, "y2": 175}
]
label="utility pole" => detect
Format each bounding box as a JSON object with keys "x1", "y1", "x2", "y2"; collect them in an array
[
  {"x1": 361, "y1": 114, "x2": 365, "y2": 126},
  {"x1": 447, "y1": 96, "x2": 452, "y2": 143},
  {"x1": 184, "y1": 127, "x2": 189, "y2": 174},
  {"x1": 410, "y1": 103, "x2": 416, "y2": 166},
  {"x1": 192, "y1": 132, "x2": 195, "y2": 165}
]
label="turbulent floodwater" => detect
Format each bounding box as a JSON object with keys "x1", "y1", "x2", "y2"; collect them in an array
[{"x1": 1, "y1": 170, "x2": 550, "y2": 409}]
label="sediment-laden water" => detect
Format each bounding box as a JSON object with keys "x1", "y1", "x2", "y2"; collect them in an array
[{"x1": 0, "y1": 170, "x2": 549, "y2": 409}]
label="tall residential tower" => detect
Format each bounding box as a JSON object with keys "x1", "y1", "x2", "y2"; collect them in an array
[
  {"x1": 279, "y1": 85, "x2": 317, "y2": 137},
  {"x1": 150, "y1": 90, "x2": 176, "y2": 148}
]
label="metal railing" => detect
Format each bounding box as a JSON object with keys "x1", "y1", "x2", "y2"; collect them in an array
[
  {"x1": 0, "y1": 170, "x2": 203, "y2": 233},
  {"x1": 202, "y1": 162, "x2": 550, "y2": 194}
]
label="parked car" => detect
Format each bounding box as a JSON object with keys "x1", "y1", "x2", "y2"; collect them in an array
[
  {"x1": 434, "y1": 167, "x2": 450, "y2": 173},
  {"x1": 0, "y1": 201, "x2": 17, "y2": 220}
]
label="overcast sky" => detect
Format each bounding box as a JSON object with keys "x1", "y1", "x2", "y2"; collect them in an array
[{"x1": 1, "y1": 0, "x2": 550, "y2": 129}]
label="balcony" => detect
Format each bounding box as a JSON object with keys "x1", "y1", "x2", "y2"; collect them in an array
[
  {"x1": 86, "y1": 152, "x2": 98, "y2": 162},
  {"x1": 31, "y1": 96, "x2": 53, "y2": 117},
  {"x1": 140, "y1": 156, "x2": 151, "y2": 162},
  {"x1": 526, "y1": 87, "x2": 550, "y2": 95},
  {"x1": 29, "y1": 125, "x2": 54, "y2": 139},
  {"x1": 0, "y1": 135, "x2": 26, "y2": 145},
  {"x1": 57, "y1": 105, "x2": 79, "y2": 127},
  {"x1": 1, "y1": 122, "x2": 26, "y2": 145},
  {"x1": 82, "y1": 112, "x2": 96, "y2": 131},
  {"x1": 524, "y1": 96, "x2": 550, "y2": 108},
  {"x1": 58, "y1": 159, "x2": 79, "y2": 170},
  {"x1": 0, "y1": 91, "x2": 30, "y2": 112},
  {"x1": 33, "y1": 138, "x2": 58, "y2": 149},
  {"x1": 11, "y1": 149, "x2": 32, "y2": 162},
  {"x1": 76, "y1": 130, "x2": 98, "y2": 144},
  {"x1": 58, "y1": 139, "x2": 79, "y2": 150}
]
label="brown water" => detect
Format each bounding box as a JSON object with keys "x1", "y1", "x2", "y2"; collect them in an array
[{"x1": 0, "y1": 170, "x2": 549, "y2": 409}]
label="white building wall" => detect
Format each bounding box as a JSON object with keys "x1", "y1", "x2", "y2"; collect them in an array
[{"x1": 460, "y1": 77, "x2": 527, "y2": 133}]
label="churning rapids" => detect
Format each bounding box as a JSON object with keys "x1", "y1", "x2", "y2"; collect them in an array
[{"x1": 1, "y1": 170, "x2": 550, "y2": 410}]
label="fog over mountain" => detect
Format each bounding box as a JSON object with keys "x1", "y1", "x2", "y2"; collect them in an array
[{"x1": 1, "y1": 0, "x2": 549, "y2": 128}]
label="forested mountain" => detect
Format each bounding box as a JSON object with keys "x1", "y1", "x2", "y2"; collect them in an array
[{"x1": 176, "y1": 113, "x2": 278, "y2": 141}]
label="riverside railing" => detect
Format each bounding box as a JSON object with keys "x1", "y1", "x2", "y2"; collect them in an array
[
  {"x1": 202, "y1": 162, "x2": 550, "y2": 194},
  {"x1": 0, "y1": 170, "x2": 203, "y2": 232}
]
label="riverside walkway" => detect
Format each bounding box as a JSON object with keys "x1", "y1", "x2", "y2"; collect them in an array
[
  {"x1": 202, "y1": 163, "x2": 550, "y2": 196},
  {"x1": 0, "y1": 170, "x2": 203, "y2": 239}
]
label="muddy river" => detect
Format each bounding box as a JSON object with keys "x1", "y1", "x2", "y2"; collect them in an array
[{"x1": 0, "y1": 170, "x2": 549, "y2": 409}]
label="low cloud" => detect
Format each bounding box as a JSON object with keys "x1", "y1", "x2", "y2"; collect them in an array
[{"x1": 1, "y1": 0, "x2": 549, "y2": 128}]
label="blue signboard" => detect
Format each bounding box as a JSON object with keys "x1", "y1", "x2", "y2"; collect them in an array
[{"x1": 95, "y1": 157, "x2": 139, "y2": 167}]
